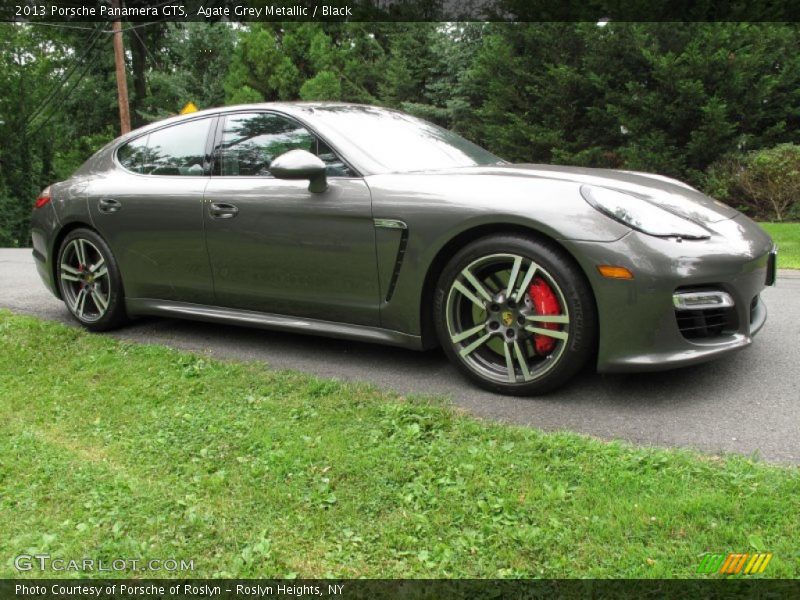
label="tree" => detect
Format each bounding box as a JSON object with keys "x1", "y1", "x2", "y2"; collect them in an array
[
  {"x1": 0, "y1": 23, "x2": 90, "y2": 245},
  {"x1": 138, "y1": 23, "x2": 235, "y2": 119},
  {"x1": 456, "y1": 22, "x2": 800, "y2": 189},
  {"x1": 299, "y1": 71, "x2": 341, "y2": 100},
  {"x1": 3, "y1": 21, "x2": 800, "y2": 247}
]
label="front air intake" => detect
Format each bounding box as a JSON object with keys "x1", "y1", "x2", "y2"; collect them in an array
[{"x1": 673, "y1": 289, "x2": 737, "y2": 340}]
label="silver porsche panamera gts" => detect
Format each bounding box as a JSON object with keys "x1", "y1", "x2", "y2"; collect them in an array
[{"x1": 31, "y1": 103, "x2": 777, "y2": 395}]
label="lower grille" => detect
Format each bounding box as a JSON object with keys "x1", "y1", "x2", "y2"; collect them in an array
[
  {"x1": 675, "y1": 307, "x2": 736, "y2": 340},
  {"x1": 749, "y1": 295, "x2": 759, "y2": 324}
]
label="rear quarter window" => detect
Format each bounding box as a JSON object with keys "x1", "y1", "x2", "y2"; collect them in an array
[
  {"x1": 117, "y1": 136, "x2": 148, "y2": 173},
  {"x1": 116, "y1": 118, "x2": 213, "y2": 176}
]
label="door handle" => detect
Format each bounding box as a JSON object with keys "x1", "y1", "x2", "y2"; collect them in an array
[
  {"x1": 208, "y1": 202, "x2": 239, "y2": 219},
  {"x1": 98, "y1": 198, "x2": 122, "y2": 213}
]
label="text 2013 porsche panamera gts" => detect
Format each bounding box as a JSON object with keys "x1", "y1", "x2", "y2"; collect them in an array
[{"x1": 30, "y1": 103, "x2": 777, "y2": 395}]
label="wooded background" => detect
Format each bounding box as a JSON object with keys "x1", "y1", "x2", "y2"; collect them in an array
[{"x1": 2, "y1": 22, "x2": 799, "y2": 246}]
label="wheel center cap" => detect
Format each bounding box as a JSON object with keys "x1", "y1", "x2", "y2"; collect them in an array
[{"x1": 501, "y1": 310, "x2": 514, "y2": 327}]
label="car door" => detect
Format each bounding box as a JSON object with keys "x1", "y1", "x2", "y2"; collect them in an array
[
  {"x1": 88, "y1": 116, "x2": 216, "y2": 303},
  {"x1": 203, "y1": 111, "x2": 380, "y2": 326}
]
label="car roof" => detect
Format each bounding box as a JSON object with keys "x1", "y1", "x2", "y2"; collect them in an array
[{"x1": 120, "y1": 102, "x2": 392, "y2": 141}]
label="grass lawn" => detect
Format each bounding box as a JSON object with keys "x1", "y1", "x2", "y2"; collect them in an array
[
  {"x1": 759, "y1": 222, "x2": 800, "y2": 269},
  {"x1": 1, "y1": 310, "x2": 798, "y2": 578}
]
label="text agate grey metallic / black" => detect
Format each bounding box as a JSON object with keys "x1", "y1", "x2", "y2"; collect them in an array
[{"x1": 31, "y1": 103, "x2": 777, "y2": 395}]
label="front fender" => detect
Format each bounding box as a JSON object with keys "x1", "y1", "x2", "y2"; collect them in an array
[{"x1": 367, "y1": 173, "x2": 629, "y2": 336}]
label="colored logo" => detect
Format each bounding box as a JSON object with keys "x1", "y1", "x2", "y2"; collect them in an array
[{"x1": 697, "y1": 552, "x2": 773, "y2": 575}]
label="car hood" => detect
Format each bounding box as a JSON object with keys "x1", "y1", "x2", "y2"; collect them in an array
[{"x1": 432, "y1": 163, "x2": 739, "y2": 224}]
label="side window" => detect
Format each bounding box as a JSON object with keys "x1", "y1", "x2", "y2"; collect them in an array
[
  {"x1": 141, "y1": 118, "x2": 211, "y2": 176},
  {"x1": 117, "y1": 136, "x2": 148, "y2": 173},
  {"x1": 214, "y1": 113, "x2": 353, "y2": 177}
]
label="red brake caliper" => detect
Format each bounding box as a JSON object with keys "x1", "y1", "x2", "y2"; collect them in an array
[{"x1": 528, "y1": 276, "x2": 561, "y2": 355}]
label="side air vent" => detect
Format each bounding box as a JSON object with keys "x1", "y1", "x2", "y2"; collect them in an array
[{"x1": 385, "y1": 228, "x2": 408, "y2": 302}]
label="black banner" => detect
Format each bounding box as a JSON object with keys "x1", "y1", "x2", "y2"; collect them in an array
[
  {"x1": 3, "y1": 0, "x2": 800, "y2": 22},
  {"x1": 4, "y1": 579, "x2": 800, "y2": 600}
]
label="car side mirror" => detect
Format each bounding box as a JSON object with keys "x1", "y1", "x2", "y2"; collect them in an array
[{"x1": 269, "y1": 149, "x2": 328, "y2": 193}]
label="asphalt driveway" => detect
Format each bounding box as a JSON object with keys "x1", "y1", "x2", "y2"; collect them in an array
[{"x1": 2, "y1": 248, "x2": 798, "y2": 463}]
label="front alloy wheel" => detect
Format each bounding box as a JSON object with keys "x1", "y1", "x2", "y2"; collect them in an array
[{"x1": 435, "y1": 235, "x2": 596, "y2": 395}]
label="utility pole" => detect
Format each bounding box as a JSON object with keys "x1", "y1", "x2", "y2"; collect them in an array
[{"x1": 111, "y1": 0, "x2": 131, "y2": 134}]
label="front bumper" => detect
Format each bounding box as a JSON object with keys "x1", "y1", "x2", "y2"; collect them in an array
[{"x1": 562, "y1": 214, "x2": 775, "y2": 373}]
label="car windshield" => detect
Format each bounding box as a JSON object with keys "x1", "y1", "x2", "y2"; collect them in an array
[{"x1": 311, "y1": 106, "x2": 504, "y2": 173}]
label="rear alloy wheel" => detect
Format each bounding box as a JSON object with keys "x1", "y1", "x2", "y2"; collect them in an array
[
  {"x1": 434, "y1": 235, "x2": 596, "y2": 395},
  {"x1": 57, "y1": 228, "x2": 127, "y2": 331}
]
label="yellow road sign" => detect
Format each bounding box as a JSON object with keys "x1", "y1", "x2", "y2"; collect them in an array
[{"x1": 180, "y1": 102, "x2": 199, "y2": 114}]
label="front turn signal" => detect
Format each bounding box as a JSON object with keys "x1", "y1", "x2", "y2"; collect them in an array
[{"x1": 597, "y1": 265, "x2": 634, "y2": 280}]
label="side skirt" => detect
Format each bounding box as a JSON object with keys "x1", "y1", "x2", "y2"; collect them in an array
[{"x1": 125, "y1": 298, "x2": 424, "y2": 350}]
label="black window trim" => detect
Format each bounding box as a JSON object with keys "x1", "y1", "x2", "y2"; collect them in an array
[
  {"x1": 208, "y1": 109, "x2": 362, "y2": 179},
  {"x1": 114, "y1": 114, "x2": 219, "y2": 177}
]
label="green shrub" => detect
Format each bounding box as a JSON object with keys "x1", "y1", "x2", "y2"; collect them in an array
[
  {"x1": 0, "y1": 196, "x2": 28, "y2": 248},
  {"x1": 704, "y1": 144, "x2": 800, "y2": 222}
]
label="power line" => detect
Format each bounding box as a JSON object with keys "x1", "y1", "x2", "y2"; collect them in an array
[
  {"x1": 106, "y1": 0, "x2": 186, "y2": 33},
  {"x1": 27, "y1": 39, "x2": 105, "y2": 137},
  {"x1": 111, "y1": 0, "x2": 186, "y2": 31},
  {"x1": 24, "y1": 24, "x2": 105, "y2": 127},
  {"x1": 20, "y1": 3, "x2": 181, "y2": 136},
  {"x1": 17, "y1": 0, "x2": 179, "y2": 35},
  {"x1": 25, "y1": 23, "x2": 104, "y2": 119},
  {"x1": 15, "y1": 22, "x2": 100, "y2": 32},
  {"x1": 16, "y1": 21, "x2": 167, "y2": 34},
  {"x1": 25, "y1": 29, "x2": 106, "y2": 137},
  {"x1": 131, "y1": 23, "x2": 161, "y2": 69},
  {"x1": 116, "y1": 20, "x2": 164, "y2": 33}
]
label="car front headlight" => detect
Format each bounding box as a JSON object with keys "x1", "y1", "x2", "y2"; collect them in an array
[{"x1": 580, "y1": 184, "x2": 710, "y2": 240}]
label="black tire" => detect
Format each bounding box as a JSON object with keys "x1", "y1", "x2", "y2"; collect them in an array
[
  {"x1": 56, "y1": 228, "x2": 128, "y2": 332},
  {"x1": 434, "y1": 234, "x2": 596, "y2": 395}
]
